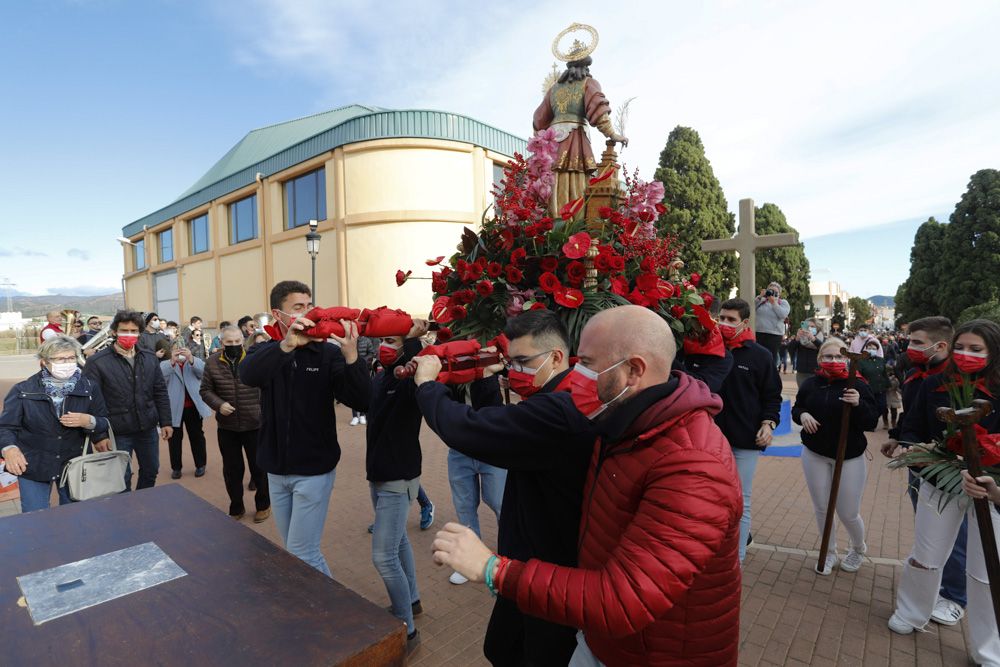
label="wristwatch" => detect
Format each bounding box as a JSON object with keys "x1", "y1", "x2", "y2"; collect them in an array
[{"x1": 761, "y1": 420, "x2": 777, "y2": 429}]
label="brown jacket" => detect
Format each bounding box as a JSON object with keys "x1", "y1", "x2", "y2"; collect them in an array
[{"x1": 200, "y1": 351, "x2": 261, "y2": 432}]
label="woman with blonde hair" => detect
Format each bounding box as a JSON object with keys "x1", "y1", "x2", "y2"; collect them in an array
[{"x1": 792, "y1": 337, "x2": 879, "y2": 574}]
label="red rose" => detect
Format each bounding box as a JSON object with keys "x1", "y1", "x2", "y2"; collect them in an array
[
  {"x1": 476, "y1": 280, "x2": 494, "y2": 297},
  {"x1": 511, "y1": 247, "x2": 527, "y2": 265},
  {"x1": 467, "y1": 263, "x2": 484, "y2": 280},
  {"x1": 440, "y1": 266, "x2": 453, "y2": 277},
  {"x1": 425, "y1": 255, "x2": 446, "y2": 266},
  {"x1": 529, "y1": 301, "x2": 548, "y2": 311},
  {"x1": 486, "y1": 262, "x2": 502, "y2": 278},
  {"x1": 559, "y1": 197, "x2": 585, "y2": 221},
  {"x1": 452, "y1": 289, "x2": 475, "y2": 305},
  {"x1": 500, "y1": 229, "x2": 515, "y2": 250},
  {"x1": 523, "y1": 224, "x2": 538, "y2": 237},
  {"x1": 609, "y1": 256, "x2": 625, "y2": 272},
  {"x1": 562, "y1": 232, "x2": 592, "y2": 259},
  {"x1": 554, "y1": 287, "x2": 584, "y2": 309},
  {"x1": 594, "y1": 254, "x2": 611, "y2": 271},
  {"x1": 432, "y1": 277, "x2": 448, "y2": 294},
  {"x1": 395, "y1": 269, "x2": 412, "y2": 286},
  {"x1": 588, "y1": 167, "x2": 615, "y2": 185},
  {"x1": 597, "y1": 206, "x2": 614, "y2": 219},
  {"x1": 539, "y1": 217, "x2": 554, "y2": 232},
  {"x1": 566, "y1": 261, "x2": 586, "y2": 282},
  {"x1": 539, "y1": 272, "x2": 561, "y2": 293},
  {"x1": 635, "y1": 272, "x2": 658, "y2": 292},
  {"x1": 436, "y1": 327, "x2": 453, "y2": 343},
  {"x1": 701, "y1": 292, "x2": 714, "y2": 308},
  {"x1": 505, "y1": 265, "x2": 524, "y2": 283},
  {"x1": 610, "y1": 276, "x2": 629, "y2": 296},
  {"x1": 448, "y1": 305, "x2": 467, "y2": 321},
  {"x1": 539, "y1": 256, "x2": 559, "y2": 272},
  {"x1": 670, "y1": 305, "x2": 686, "y2": 319},
  {"x1": 689, "y1": 272, "x2": 701, "y2": 286},
  {"x1": 475, "y1": 256, "x2": 488, "y2": 268}
]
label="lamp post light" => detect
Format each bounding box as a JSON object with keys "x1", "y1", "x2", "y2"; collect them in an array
[{"x1": 305, "y1": 219, "x2": 322, "y2": 301}]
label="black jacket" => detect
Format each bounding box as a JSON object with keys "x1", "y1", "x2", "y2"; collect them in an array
[
  {"x1": 239, "y1": 340, "x2": 370, "y2": 476},
  {"x1": 792, "y1": 375, "x2": 879, "y2": 459},
  {"x1": 678, "y1": 349, "x2": 735, "y2": 393},
  {"x1": 716, "y1": 341, "x2": 783, "y2": 450},
  {"x1": 366, "y1": 339, "x2": 423, "y2": 483},
  {"x1": 899, "y1": 374, "x2": 1000, "y2": 445},
  {"x1": 82, "y1": 348, "x2": 171, "y2": 435},
  {"x1": 858, "y1": 355, "x2": 890, "y2": 393},
  {"x1": 0, "y1": 373, "x2": 110, "y2": 482},
  {"x1": 790, "y1": 335, "x2": 824, "y2": 375},
  {"x1": 887, "y1": 360, "x2": 948, "y2": 440}
]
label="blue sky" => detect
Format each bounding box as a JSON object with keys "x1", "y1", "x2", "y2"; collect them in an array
[{"x1": 0, "y1": 0, "x2": 996, "y2": 301}]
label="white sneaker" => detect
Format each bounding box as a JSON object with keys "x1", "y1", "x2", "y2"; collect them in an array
[
  {"x1": 930, "y1": 597, "x2": 965, "y2": 626},
  {"x1": 887, "y1": 612, "x2": 915, "y2": 635},
  {"x1": 840, "y1": 545, "x2": 866, "y2": 572},
  {"x1": 815, "y1": 552, "x2": 839, "y2": 576},
  {"x1": 449, "y1": 571, "x2": 468, "y2": 585},
  {"x1": 359, "y1": 415, "x2": 367, "y2": 425},
  {"x1": 350, "y1": 417, "x2": 360, "y2": 426}
]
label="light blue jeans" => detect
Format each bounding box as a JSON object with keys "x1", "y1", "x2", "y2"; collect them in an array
[
  {"x1": 733, "y1": 448, "x2": 761, "y2": 563},
  {"x1": 447, "y1": 449, "x2": 506, "y2": 537},
  {"x1": 17, "y1": 477, "x2": 73, "y2": 513},
  {"x1": 268, "y1": 469, "x2": 336, "y2": 576},
  {"x1": 370, "y1": 482, "x2": 420, "y2": 633}
]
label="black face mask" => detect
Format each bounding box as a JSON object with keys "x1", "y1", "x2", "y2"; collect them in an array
[{"x1": 224, "y1": 345, "x2": 243, "y2": 361}]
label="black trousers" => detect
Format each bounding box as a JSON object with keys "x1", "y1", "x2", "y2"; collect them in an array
[
  {"x1": 217, "y1": 428, "x2": 269, "y2": 515},
  {"x1": 755, "y1": 332, "x2": 783, "y2": 367},
  {"x1": 483, "y1": 595, "x2": 577, "y2": 666},
  {"x1": 168, "y1": 405, "x2": 207, "y2": 471}
]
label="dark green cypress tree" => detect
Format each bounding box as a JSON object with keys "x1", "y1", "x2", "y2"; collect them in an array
[
  {"x1": 752, "y1": 203, "x2": 811, "y2": 328},
  {"x1": 895, "y1": 217, "x2": 947, "y2": 322}
]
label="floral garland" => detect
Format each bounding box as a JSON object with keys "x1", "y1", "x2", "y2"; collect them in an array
[{"x1": 397, "y1": 131, "x2": 715, "y2": 349}]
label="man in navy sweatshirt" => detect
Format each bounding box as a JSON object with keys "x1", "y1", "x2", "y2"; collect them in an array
[
  {"x1": 715, "y1": 298, "x2": 782, "y2": 564},
  {"x1": 239, "y1": 280, "x2": 370, "y2": 576},
  {"x1": 412, "y1": 310, "x2": 595, "y2": 666}
]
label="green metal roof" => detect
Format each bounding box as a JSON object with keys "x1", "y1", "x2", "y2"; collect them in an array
[{"x1": 123, "y1": 105, "x2": 527, "y2": 237}]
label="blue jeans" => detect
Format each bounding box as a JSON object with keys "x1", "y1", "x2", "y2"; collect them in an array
[
  {"x1": 908, "y1": 469, "x2": 968, "y2": 607},
  {"x1": 370, "y1": 483, "x2": 420, "y2": 633},
  {"x1": 115, "y1": 428, "x2": 160, "y2": 490},
  {"x1": 447, "y1": 449, "x2": 506, "y2": 537},
  {"x1": 17, "y1": 477, "x2": 73, "y2": 513},
  {"x1": 269, "y1": 469, "x2": 336, "y2": 576},
  {"x1": 733, "y1": 448, "x2": 760, "y2": 563},
  {"x1": 417, "y1": 485, "x2": 431, "y2": 509}
]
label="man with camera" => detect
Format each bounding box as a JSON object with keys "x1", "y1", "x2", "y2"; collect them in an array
[{"x1": 754, "y1": 281, "x2": 790, "y2": 367}]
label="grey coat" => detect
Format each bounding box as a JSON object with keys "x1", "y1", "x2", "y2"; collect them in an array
[
  {"x1": 160, "y1": 358, "x2": 213, "y2": 426},
  {"x1": 754, "y1": 297, "x2": 790, "y2": 336}
]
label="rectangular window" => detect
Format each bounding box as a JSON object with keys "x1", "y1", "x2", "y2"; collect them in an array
[
  {"x1": 492, "y1": 162, "x2": 505, "y2": 205},
  {"x1": 189, "y1": 214, "x2": 209, "y2": 255},
  {"x1": 284, "y1": 168, "x2": 327, "y2": 229},
  {"x1": 158, "y1": 229, "x2": 173, "y2": 263},
  {"x1": 153, "y1": 270, "x2": 180, "y2": 324},
  {"x1": 134, "y1": 239, "x2": 146, "y2": 270},
  {"x1": 229, "y1": 194, "x2": 258, "y2": 244}
]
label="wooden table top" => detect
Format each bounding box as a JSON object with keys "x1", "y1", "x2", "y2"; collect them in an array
[{"x1": 0, "y1": 484, "x2": 405, "y2": 666}]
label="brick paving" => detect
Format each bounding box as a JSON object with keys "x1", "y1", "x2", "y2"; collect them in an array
[{"x1": 0, "y1": 372, "x2": 980, "y2": 666}]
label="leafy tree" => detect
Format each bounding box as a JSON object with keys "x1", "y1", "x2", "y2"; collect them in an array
[
  {"x1": 831, "y1": 297, "x2": 846, "y2": 331},
  {"x1": 895, "y1": 217, "x2": 947, "y2": 322},
  {"x1": 938, "y1": 169, "x2": 1000, "y2": 321},
  {"x1": 752, "y1": 203, "x2": 811, "y2": 328},
  {"x1": 654, "y1": 126, "x2": 737, "y2": 296},
  {"x1": 848, "y1": 296, "x2": 873, "y2": 329},
  {"x1": 957, "y1": 299, "x2": 1000, "y2": 325}
]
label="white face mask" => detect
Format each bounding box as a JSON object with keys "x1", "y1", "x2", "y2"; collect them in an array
[{"x1": 49, "y1": 362, "x2": 78, "y2": 380}]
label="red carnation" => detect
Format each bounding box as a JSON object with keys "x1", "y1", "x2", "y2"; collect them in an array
[
  {"x1": 562, "y1": 232, "x2": 592, "y2": 259},
  {"x1": 475, "y1": 256, "x2": 489, "y2": 268},
  {"x1": 436, "y1": 327, "x2": 453, "y2": 343},
  {"x1": 539, "y1": 272, "x2": 561, "y2": 293},
  {"x1": 597, "y1": 206, "x2": 614, "y2": 219},
  {"x1": 529, "y1": 301, "x2": 548, "y2": 311},
  {"x1": 566, "y1": 261, "x2": 586, "y2": 282},
  {"x1": 554, "y1": 287, "x2": 584, "y2": 309},
  {"x1": 395, "y1": 269, "x2": 412, "y2": 286},
  {"x1": 559, "y1": 197, "x2": 585, "y2": 221},
  {"x1": 539, "y1": 217, "x2": 554, "y2": 232},
  {"x1": 609, "y1": 256, "x2": 625, "y2": 272},
  {"x1": 539, "y1": 256, "x2": 559, "y2": 272},
  {"x1": 594, "y1": 254, "x2": 611, "y2": 271},
  {"x1": 452, "y1": 289, "x2": 475, "y2": 305},
  {"x1": 486, "y1": 262, "x2": 503, "y2": 278},
  {"x1": 425, "y1": 256, "x2": 446, "y2": 266},
  {"x1": 467, "y1": 263, "x2": 484, "y2": 280},
  {"x1": 511, "y1": 247, "x2": 527, "y2": 265},
  {"x1": 610, "y1": 276, "x2": 629, "y2": 296},
  {"x1": 448, "y1": 305, "x2": 467, "y2": 321},
  {"x1": 476, "y1": 280, "x2": 494, "y2": 297},
  {"x1": 505, "y1": 265, "x2": 524, "y2": 283},
  {"x1": 670, "y1": 305, "x2": 687, "y2": 319},
  {"x1": 689, "y1": 272, "x2": 701, "y2": 286}
]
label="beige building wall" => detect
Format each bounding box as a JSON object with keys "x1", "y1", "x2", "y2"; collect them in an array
[
  {"x1": 179, "y1": 258, "x2": 217, "y2": 321},
  {"x1": 219, "y1": 247, "x2": 267, "y2": 319}
]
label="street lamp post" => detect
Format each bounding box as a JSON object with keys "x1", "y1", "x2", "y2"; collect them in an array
[{"x1": 305, "y1": 219, "x2": 322, "y2": 301}]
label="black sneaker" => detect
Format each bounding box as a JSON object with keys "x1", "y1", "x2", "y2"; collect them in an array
[
  {"x1": 746, "y1": 532, "x2": 754, "y2": 547},
  {"x1": 385, "y1": 601, "x2": 423, "y2": 617},
  {"x1": 195, "y1": 467, "x2": 206, "y2": 477},
  {"x1": 171, "y1": 470, "x2": 181, "y2": 480},
  {"x1": 406, "y1": 629, "x2": 420, "y2": 654}
]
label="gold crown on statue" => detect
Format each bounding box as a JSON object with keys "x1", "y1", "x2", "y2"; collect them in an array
[{"x1": 551, "y1": 23, "x2": 599, "y2": 62}]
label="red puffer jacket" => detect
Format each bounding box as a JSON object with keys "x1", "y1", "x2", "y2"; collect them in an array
[{"x1": 497, "y1": 372, "x2": 742, "y2": 666}]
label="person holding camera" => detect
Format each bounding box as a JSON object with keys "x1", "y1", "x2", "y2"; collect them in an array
[{"x1": 754, "y1": 281, "x2": 791, "y2": 368}]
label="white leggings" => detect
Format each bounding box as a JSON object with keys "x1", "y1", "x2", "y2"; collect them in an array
[{"x1": 801, "y1": 448, "x2": 867, "y2": 552}]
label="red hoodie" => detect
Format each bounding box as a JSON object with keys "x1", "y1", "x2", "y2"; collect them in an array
[{"x1": 497, "y1": 371, "x2": 742, "y2": 666}]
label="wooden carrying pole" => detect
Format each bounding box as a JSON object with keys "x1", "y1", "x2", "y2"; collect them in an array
[
  {"x1": 936, "y1": 400, "x2": 1000, "y2": 630},
  {"x1": 816, "y1": 348, "x2": 864, "y2": 573}
]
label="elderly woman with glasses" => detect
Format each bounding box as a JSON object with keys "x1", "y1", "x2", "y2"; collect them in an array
[
  {"x1": 792, "y1": 337, "x2": 879, "y2": 575},
  {"x1": 0, "y1": 335, "x2": 111, "y2": 512}
]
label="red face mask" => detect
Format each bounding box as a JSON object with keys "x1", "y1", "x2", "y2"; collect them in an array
[
  {"x1": 568, "y1": 359, "x2": 629, "y2": 419},
  {"x1": 507, "y1": 352, "x2": 554, "y2": 398},
  {"x1": 819, "y1": 361, "x2": 849, "y2": 380},
  {"x1": 116, "y1": 333, "x2": 139, "y2": 350},
  {"x1": 906, "y1": 343, "x2": 940, "y2": 365},
  {"x1": 953, "y1": 350, "x2": 988, "y2": 374},
  {"x1": 378, "y1": 342, "x2": 402, "y2": 367}
]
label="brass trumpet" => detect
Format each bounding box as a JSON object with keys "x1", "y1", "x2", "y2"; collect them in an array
[{"x1": 61, "y1": 309, "x2": 80, "y2": 333}]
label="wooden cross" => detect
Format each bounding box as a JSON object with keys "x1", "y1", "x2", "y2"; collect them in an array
[{"x1": 701, "y1": 199, "x2": 799, "y2": 327}]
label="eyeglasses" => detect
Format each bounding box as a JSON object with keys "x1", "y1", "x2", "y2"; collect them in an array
[
  {"x1": 819, "y1": 354, "x2": 846, "y2": 362},
  {"x1": 49, "y1": 355, "x2": 78, "y2": 364},
  {"x1": 506, "y1": 350, "x2": 552, "y2": 373}
]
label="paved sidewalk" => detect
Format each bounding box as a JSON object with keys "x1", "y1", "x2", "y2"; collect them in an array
[{"x1": 0, "y1": 374, "x2": 979, "y2": 666}]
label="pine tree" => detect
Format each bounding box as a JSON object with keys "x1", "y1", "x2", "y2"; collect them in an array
[
  {"x1": 895, "y1": 217, "x2": 947, "y2": 322},
  {"x1": 848, "y1": 296, "x2": 873, "y2": 329},
  {"x1": 938, "y1": 169, "x2": 1000, "y2": 321},
  {"x1": 654, "y1": 126, "x2": 737, "y2": 296},
  {"x1": 752, "y1": 203, "x2": 811, "y2": 328}
]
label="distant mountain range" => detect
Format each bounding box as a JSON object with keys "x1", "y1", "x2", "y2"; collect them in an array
[
  {"x1": 868, "y1": 295, "x2": 895, "y2": 307},
  {"x1": 1, "y1": 294, "x2": 124, "y2": 318}
]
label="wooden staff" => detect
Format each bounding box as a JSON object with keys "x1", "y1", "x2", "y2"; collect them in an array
[
  {"x1": 817, "y1": 348, "x2": 864, "y2": 573},
  {"x1": 936, "y1": 400, "x2": 1000, "y2": 629}
]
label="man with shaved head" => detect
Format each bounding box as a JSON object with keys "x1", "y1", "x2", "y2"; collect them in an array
[{"x1": 432, "y1": 305, "x2": 743, "y2": 666}]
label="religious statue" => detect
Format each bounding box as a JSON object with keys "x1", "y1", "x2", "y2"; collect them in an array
[{"x1": 534, "y1": 23, "x2": 628, "y2": 216}]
